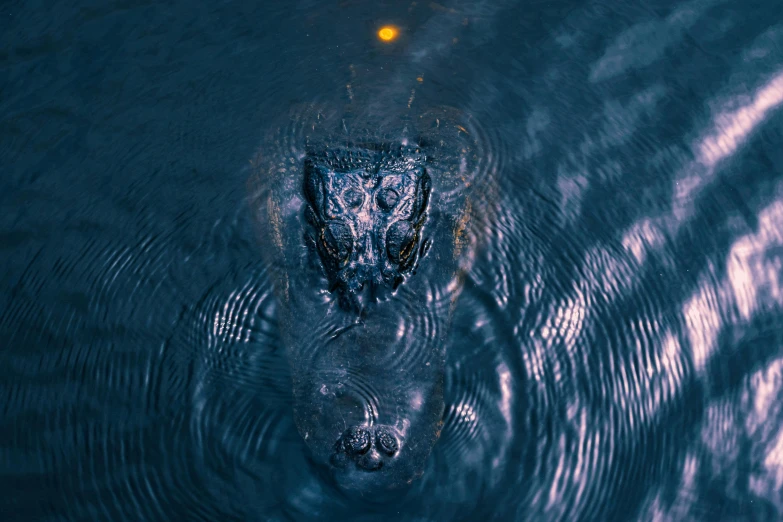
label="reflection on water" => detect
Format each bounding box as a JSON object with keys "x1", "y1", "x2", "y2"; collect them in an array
[{"x1": 2, "y1": 0, "x2": 783, "y2": 520}]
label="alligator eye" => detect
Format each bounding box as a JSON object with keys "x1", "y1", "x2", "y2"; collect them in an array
[
  {"x1": 343, "y1": 188, "x2": 363, "y2": 209},
  {"x1": 342, "y1": 426, "x2": 371, "y2": 455},
  {"x1": 386, "y1": 220, "x2": 416, "y2": 266},
  {"x1": 377, "y1": 188, "x2": 400, "y2": 211},
  {"x1": 375, "y1": 428, "x2": 399, "y2": 456},
  {"x1": 322, "y1": 221, "x2": 353, "y2": 266}
]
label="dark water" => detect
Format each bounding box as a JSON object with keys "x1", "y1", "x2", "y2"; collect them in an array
[{"x1": 3, "y1": 0, "x2": 783, "y2": 520}]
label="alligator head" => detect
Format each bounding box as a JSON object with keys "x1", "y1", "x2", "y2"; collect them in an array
[{"x1": 303, "y1": 144, "x2": 432, "y2": 310}]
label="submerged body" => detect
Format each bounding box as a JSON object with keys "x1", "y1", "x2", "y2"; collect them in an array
[{"x1": 249, "y1": 102, "x2": 488, "y2": 492}]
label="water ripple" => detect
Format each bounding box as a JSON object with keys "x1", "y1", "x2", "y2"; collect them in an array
[{"x1": 4, "y1": 0, "x2": 783, "y2": 520}]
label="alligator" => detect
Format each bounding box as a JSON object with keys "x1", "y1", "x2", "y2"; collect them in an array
[{"x1": 249, "y1": 95, "x2": 488, "y2": 494}]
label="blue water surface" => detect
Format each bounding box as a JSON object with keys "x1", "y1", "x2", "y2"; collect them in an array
[{"x1": 2, "y1": 0, "x2": 783, "y2": 520}]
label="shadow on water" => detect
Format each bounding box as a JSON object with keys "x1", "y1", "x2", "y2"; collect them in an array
[{"x1": 1, "y1": 0, "x2": 783, "y2": 520}]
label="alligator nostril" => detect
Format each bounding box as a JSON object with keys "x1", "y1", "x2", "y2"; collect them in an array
[
  {"x1": 341, "y1": 426, "x2": 371, "y2": 456},
  {"x1": 375, "y1": 426, "x2": 400, "y2": 456},
  {"x1": 331, "y1": 425, "x2": 402, "y2": 476}
]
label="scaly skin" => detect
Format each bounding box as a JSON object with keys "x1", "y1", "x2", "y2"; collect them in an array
[
  {"x1": 249, "y1": 103, "x2": 487, "y2": 494},
  {"x1": 303, "y1": 143, "x2": 432, "y2": 311}
]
